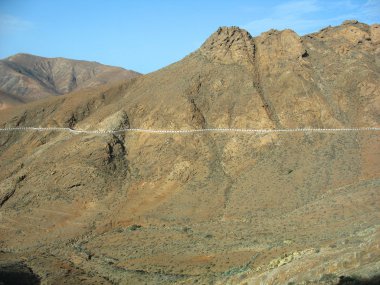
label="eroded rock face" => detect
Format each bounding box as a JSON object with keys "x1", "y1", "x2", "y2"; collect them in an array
[
  {"x1": 199, "y1": 26, "x2": 255, "y2": 68},
  {"x1": 0, "y1": 20, "x2": 379, "y2": 284},
  {"x1": 370, "y1": 24, "x2": 380, "y2": 44}
]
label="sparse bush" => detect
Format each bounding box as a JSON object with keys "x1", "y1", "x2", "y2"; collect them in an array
[
  {"x1": 182, "y1": 226, "x2": 191, "y2": 233},
  {"x1": 223, "y1": 264, "x2": 250, "y2": 277},
  {"x1": 320, "y1": 273, "x2": 338, "y2": 282},
  {"x1": 128, "y1": 224, "x2": 142, "y2": 231}
]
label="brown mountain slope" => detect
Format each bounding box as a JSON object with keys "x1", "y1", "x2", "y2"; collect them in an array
[
  {"x1": 0, "y1": 53, "x2": 140, "y2": 106},
  {"x1": 0, "y1": 90, "x2": 26, "y2": 111},
  {"x1": 0, "y1": 21, "x2": 379, "y2": 284}
]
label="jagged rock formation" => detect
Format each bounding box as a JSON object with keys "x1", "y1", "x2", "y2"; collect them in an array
[
  {"x1": 0, "y1": 53, "x2": 140, "y2": 108},
  {"x1": 0, "y1": 21, "x2": 379, "y2": 284},
  {"x1": 199, "y1": 26, "x2": 256, "y2": 68}
]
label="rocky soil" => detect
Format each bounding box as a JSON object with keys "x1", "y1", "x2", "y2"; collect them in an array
[{"x1": 0, "y1": 20, "x2": 379, "y2": 284}]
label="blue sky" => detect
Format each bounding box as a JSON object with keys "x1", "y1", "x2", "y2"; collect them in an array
[{"x1": 0, "y1": 0, "x2": 379, "y2": 73}]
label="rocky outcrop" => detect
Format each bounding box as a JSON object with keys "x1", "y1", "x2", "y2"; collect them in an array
[{"x1": 199, "y1": 26, "x2": 255, "y2": 68}]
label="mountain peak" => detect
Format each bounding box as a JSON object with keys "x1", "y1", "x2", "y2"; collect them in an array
[
  {"x1": 5, "y1": 53, "x2": 39, "y2": 62},
  {"x1": 199, "y1": 26, "x2": 255, "y2": 66},
  {"x1": 0, "y1": 53, "x2": 140, "y2": 104}
]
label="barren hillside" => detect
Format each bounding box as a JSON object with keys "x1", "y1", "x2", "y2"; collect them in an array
[
  {"x1": 0, "y1": 20, "x2": 379, "y2": 284},
  {"x1": 0, "y1": 53, "x2": 140, "y2": 109}
]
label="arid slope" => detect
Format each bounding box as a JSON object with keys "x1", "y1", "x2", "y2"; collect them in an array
[
  {"x1": 0, "y1": 53, "x2": 140, "y2": 108},
  {"x1": 0, "y1": 20, "x2": 379, "y2": 284}
]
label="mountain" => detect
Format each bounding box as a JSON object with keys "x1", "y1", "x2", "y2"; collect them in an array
[
  {"x1": 0, "y1": 53, "x2": 140, "y2": 109},
  {"x1": 0, "y1": 20, "x2": 379, "y2": 284}
]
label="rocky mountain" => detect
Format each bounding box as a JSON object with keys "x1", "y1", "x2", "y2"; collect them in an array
[
  {"x1": 0, "y1": 20, "x2": 379, "y2": 284},
  {"x1": 0, "y1": 53, "x2": 140, "y2": 109}
]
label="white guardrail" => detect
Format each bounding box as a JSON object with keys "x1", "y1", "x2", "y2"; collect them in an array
[{"x1": 0, "y1": 126, "x2": 379, "y2": 134}]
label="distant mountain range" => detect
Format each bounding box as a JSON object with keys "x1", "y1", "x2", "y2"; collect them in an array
[{"x1": 0, "y1": 53, "x2": 140, "y2": 109}]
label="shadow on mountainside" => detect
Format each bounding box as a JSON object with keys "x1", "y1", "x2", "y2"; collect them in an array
[
  {"x1": 0, "y1": 263, "x2": 40, "y2": 285},
  {"x1": 337, "y1": 275, "x2": 380, "y2": 285}
]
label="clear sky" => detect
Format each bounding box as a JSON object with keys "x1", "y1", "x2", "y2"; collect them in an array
[{"x1": 0, "y1": 0, "x2": 379, "y2": 73}]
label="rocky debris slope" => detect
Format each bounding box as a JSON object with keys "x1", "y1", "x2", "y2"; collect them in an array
[
  {"x1": 0, "y1": 53, "x2": 140, "y2": 106},
  {"x1": 0, "y1": 20, "x2": 379, "y2": 284}
]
